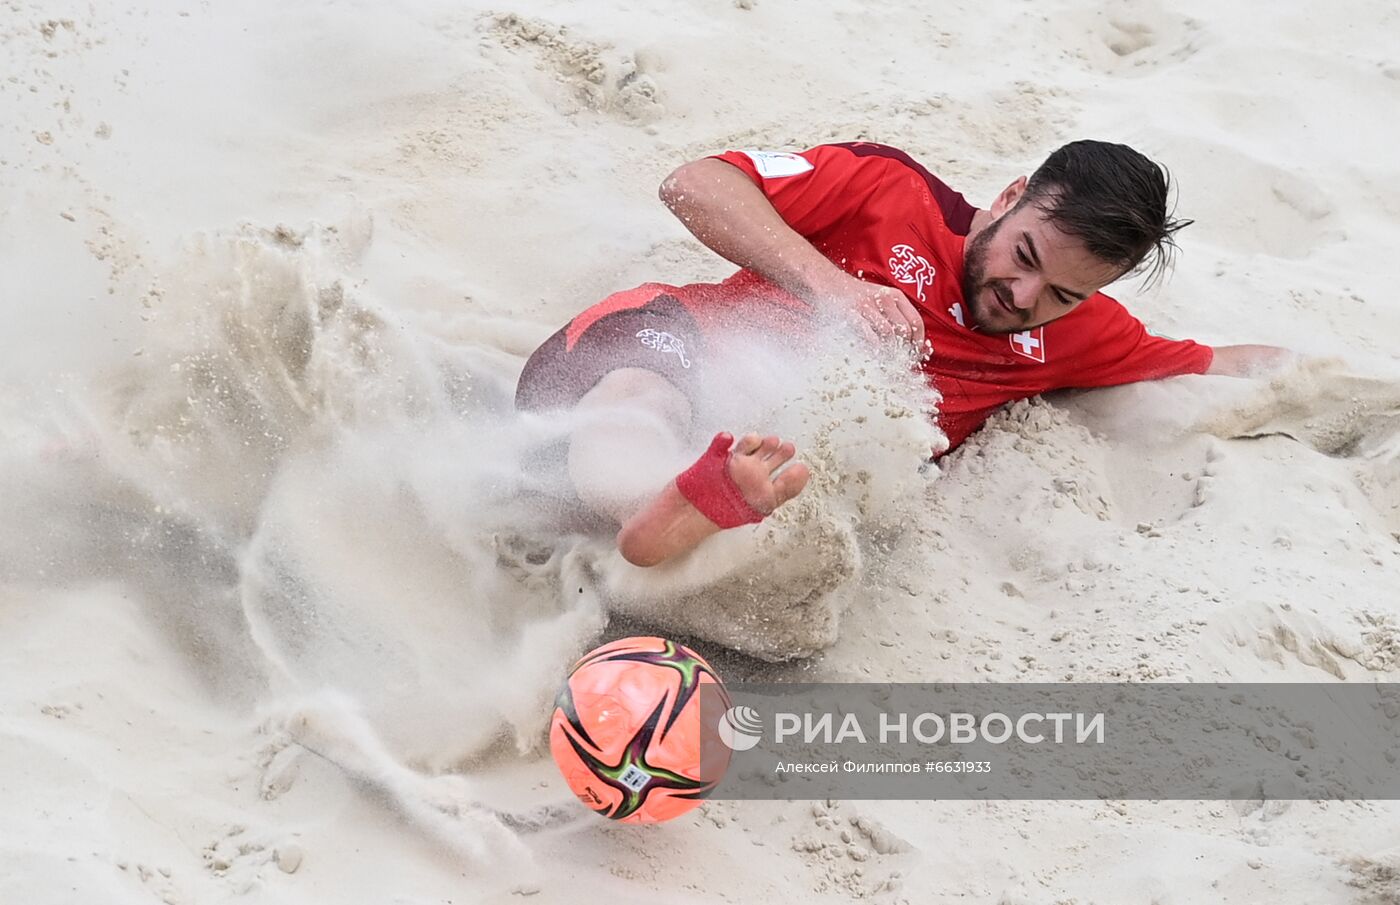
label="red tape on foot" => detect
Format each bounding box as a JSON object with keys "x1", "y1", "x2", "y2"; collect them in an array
[{"x1": 675, "y1": 432, "x2": 767, "y2": 529}]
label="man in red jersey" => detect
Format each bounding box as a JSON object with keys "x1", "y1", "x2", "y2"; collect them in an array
[{"x1": 515, "y1": 141, "x2": 1290, "y2": 567}]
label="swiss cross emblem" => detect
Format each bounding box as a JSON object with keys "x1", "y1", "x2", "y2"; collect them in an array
[{"x1": 1009, "y1": 327, "x2": 1046, "y2": 362}]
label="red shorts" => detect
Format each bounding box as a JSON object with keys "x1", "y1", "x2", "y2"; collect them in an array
[{"x1": 515, "y1": 289, "x2": 706, "y2": 412}]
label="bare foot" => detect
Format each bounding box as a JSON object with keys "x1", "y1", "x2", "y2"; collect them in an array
[
  {"x1": 725, "y1": 432, "x2": 811, "y2": 516},
  {"x1": 616, "y1": 432, "x2": 810, "y2": 567}
]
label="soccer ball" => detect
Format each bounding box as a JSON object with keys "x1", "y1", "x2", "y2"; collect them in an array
[{"x1": 550, "y1": 636, "x2": 731, "y2": 824}]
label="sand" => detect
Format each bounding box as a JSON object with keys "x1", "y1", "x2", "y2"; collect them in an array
[{"x1": 3, "y1": 0, "x2": 1400, "y2": 902}]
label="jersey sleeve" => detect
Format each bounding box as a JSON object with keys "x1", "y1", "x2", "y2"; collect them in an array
[
  {"x1": 708, "y1": 145, "x2": 888, "y2": 240},
  {"x1": 1067, "y1": 296, "x2": 1214, "y2": 387}
]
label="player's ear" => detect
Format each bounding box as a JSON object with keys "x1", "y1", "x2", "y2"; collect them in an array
[{"x1": 989, "y1": 176, "x2": 1029, "y2": 219}]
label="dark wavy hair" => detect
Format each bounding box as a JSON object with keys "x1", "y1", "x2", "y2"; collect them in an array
[{"x1": 1022, "y1": 140, "x2": 1193, "y2": 287}]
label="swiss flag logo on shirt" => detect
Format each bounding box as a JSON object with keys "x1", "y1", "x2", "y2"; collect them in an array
[{"x1": 1009, "y1": 328, "x2": 1046, "y2": 363}]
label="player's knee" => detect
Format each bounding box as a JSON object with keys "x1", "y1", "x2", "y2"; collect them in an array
[{"x1": 581, "y1": 368, "x2": 689, "y2": 416}]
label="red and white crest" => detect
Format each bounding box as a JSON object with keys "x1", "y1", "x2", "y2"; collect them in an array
[
  {"x1": 888, "y1": 243, "x2": 936, "y2": 302},
  {"x1": 1009, "y1": 327, "x2": 1046, "y2": 362}
]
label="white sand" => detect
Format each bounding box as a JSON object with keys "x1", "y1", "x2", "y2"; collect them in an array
[{"x1": 4, "y1": 1, "x2": 1400, "y2": 902}]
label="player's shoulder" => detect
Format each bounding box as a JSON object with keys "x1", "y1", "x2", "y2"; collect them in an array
[
  {"x1": 817, "y1": 141, "x2": 942, "y2": 178},
  {"x1": 1044, "y1": 291, "x2": 1145, "y2": 363},
  {"x1": 815, "y1": 142, "x2": 976, "y2": 235},
  {"x1": 729, "y1": 141, "x2": 945, "y2": 183},
  {"x1": 1057, "y1": 291, "x2": 1133, "y2": 327}
]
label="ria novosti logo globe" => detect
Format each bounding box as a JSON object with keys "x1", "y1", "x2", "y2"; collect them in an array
[{"x1": 717, "y1": 704, "x2": 763, "y2": 751}]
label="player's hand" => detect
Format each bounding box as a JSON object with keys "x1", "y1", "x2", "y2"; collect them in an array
[
  {"x1": 813, "y1": 272, "x2": 926, "y2": 353},
  {"x1": 1204, "y1": 344, "x2": 1300, "y2": 378}
]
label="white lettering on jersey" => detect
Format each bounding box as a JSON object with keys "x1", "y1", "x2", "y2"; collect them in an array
[
  {"x1": 1010, "y1": 327, "x2": 1046, "y2": 363},
  {"x1": 738, "y1": 150, "x2": 815, "y2": 178},
  {"x1": 948, "y1": 302, "x2": 965, "y2": 327},
  {"x1": 888, "y1": 243, "x2": 936, "y2": 302}
]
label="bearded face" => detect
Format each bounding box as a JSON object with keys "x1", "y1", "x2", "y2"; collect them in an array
[{"x1": 961, "y1": 196, "x2": 1122, "y2": 334}]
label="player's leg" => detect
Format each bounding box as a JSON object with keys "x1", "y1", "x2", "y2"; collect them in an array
[
  {"x1": 566, "y1": 366, "x2": 694, "y2": 525},
  {"x1": 614, "y1": 430, "x2": 809, "y2": 568},
  {"x1": 565, "y1": 366, "x2": 809, "y2": 565},
  {"x1": 516, "y1": 291, "x2": 811, "y2": 566}
]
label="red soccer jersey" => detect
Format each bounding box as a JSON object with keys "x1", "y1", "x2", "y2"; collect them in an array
[{"x1": 628, "y1": 142, "x2": 1214, "y2": 450}]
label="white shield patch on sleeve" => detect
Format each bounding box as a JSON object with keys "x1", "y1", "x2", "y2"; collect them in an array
[{"x1": 738, "y1": 150, "x2": 815, "y2": 178}]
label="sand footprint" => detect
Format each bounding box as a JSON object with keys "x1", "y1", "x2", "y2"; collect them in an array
[
  {"x1": 1104, "y1": 18, "x2": 1157, "y2": 57},
  {"x1": 478, "y1": 12, "x2": 663, "y2": 122},
  {"x1": 1081, "y1": 0, "x2": 1203, "y2": 74}
]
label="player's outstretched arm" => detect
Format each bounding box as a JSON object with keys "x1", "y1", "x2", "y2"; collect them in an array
[
  {"x1": 1205, "y1": 344, "x2": 1298, "y2": 377},
  {"x1": 659, "y1": 157, "x2": 923, "y2": 345}
]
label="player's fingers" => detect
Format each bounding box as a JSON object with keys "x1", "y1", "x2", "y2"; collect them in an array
[
  {"x1": 860, "y1": 302, "x2": 894, "y2": 337},
  {"x1": 874, "y1": 295, "x2": 918, "y2": 345},
  {"x1": 893, "y1": 294, "x2": 925, "y2": 346},
  {"x1": 864, "y1": 295, "x2": 899, "y2": 336},
  {"x1": 848, "y1": 307, "x2": 882, "y2": 345},
  {"x1": 755, "y1": 435, "x2": 781, "y2": 459},
  {"x1": 874, "y1": 292, "x2": 919, "y2": 345}
]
